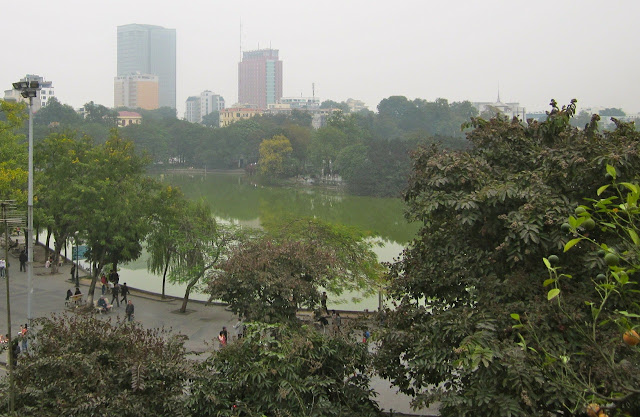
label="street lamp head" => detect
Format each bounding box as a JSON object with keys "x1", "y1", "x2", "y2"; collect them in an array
[
  {"x1": 29, "y1": 81, "x2": 40, "y2": 89},
  {"x1": 20, "y1": 91, "x2": 38, "y2": 99},
  {"x1": 12, "y1": 81, "x2": 29, "y2": 90}
]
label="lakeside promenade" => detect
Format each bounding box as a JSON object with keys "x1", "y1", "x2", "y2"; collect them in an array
[{"x1": 0, "y1": 244, "x2": 438, "y2": 416}]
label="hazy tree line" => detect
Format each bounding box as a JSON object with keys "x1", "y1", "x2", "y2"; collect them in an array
[
  {"x1": 31, "y1": 96, "x2": 476, "y2": 197},
  {"x1": 0, "y1": 98, "x2": 384, "y2": 416},
  {"x1": 4, "y1": 97, "x2": 639, "y2": 416}
]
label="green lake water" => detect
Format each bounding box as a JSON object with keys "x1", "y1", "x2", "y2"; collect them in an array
[{"x1": 119, "y1": 172, "x2": 418, "y2": 311}]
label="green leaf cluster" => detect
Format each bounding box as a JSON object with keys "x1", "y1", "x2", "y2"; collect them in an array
[
  {"x1": 376, "y1": 100, "x2": 640, "y2": 416},
  {"x1": 187, "y1": 322, "x2": 380, "y2": 416}
]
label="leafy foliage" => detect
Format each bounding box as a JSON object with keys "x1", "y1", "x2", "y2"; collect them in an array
[
  {"x1": 164, "y1": 200, "x2": 237, "y2": 313},
  {"x1": 375, "y1": 100, "x2": 640, "y2": 416},
  {"x1": 187, "y1": 322, "x2": 380, "y2": 417},
  {"x1": 0, "y1": 314, "x2": 191, "y2": 416},
  {"x1": 145, "y1": 185, "x2": 189, "y2": 298},
  {"x1": 258, "y1": 134, "x2": 293, "y2": 178},
  {"x1": 516, "y1": 171, "x2": 640, "y2": 416},
  {"x1": 0, "y1": 101, "x2": 28, "y2": 203},
  {"x1": 73, "y1": 131, "x2": 155, "y2": 305},
  {"x1": 32, "y1": 95, "x2": 478, "y2": 197},
  {"x1": 35, "y1": 132, "x2": 94, "y2": 268},
  {"x1": 208, "y1": 218, "x2": 383, "y2": 323}
]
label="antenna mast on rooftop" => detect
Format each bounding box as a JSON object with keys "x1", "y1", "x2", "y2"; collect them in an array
[{"x1": 239, "y1": 19, "x2": 242, "y2": 61}]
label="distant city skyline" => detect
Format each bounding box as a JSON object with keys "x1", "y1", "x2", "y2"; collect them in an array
[{"x1": 2, "y1": 0, "x2": 639, "y2": 118}]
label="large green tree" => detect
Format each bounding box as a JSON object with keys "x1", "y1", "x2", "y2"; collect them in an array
[
  {"x1": 258, "y1": 134, "x2": 293, "y2": 179},
  {"x1": 80, "y1": 132, "x2": 155, "y2": 306},
  {"x1": 0, "y1": 101, "x2": 28, "y2": 203},
  {"x1": 33, "y1": 97, "x2": 83, "y2": 127},
  {"x1": 208, "y1": 218, "x2": 382, "y2": 323},
  {"x1": 0, "y1": 314, "x2": 191, "y2": 416},
  {"x1": 514, "y1": 173, "x2": 640, "y2": 416},
  {"x1": 187, "y1": 322, "x2": 380, "y2": 416},
  {"x1": 375, "y1": 100, "x2": 640, "y2": 416},
  {"x1": 145, "y1": 184, "x2": 188, "y2": 298},
  {"x1": 164, "y1": 200, "x2": 236, "y2": 313},
  {"x1": 35, "y1": 132, "x2": 94, "y2": 271}
]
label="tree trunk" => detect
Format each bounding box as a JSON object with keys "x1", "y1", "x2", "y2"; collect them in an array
[
  {"x1": 180, "y1": 276, "x2": 200, "y2": 313},
  {"x1": 86, "y1": 257, "x2": 105, "y2": 309},
  {"x1": 45, "y1": 230, "x2": 53, "y2": 261},
  {"x1": 52, "y1": 238, "x2": 65, "y2": 275},
  {"x1": 161, "y1": 257, "x2": 170, "y2": 299}
]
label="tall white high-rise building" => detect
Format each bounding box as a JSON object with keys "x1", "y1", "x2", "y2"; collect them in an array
[{"x1": 117, "y1": 24, "x2": 176, "y2": 109}]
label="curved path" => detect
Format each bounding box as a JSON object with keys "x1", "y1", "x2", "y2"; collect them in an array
[{"x1": 0, "y1": 244, "x2": 437, "y2": 416}]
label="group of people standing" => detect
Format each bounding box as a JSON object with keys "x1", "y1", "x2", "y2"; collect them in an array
[
  {"x1": 98, "y1": 270, "x2": 134, "y2": 321},
  {"x1": 1, "y1": 324, "x2": 28, "y2": 368}
]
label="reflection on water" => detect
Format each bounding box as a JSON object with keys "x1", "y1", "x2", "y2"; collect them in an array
[
  {"x1": 121, "y1": 172, "x2": 418, "y2": 310},
  {"x1": 164, "y1": 172, "x2": 418, "y2": 244}
]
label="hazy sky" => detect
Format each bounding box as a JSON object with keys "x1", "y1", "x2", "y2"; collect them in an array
[{"x1": 3, "y1": 0, "x2": 639, "y2": 117}]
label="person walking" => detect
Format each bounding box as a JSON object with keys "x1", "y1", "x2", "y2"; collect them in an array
[
  {"x1": 125, "y1": 300, "x2": 134, "y2": 322},
  {"x1": 321, "y1": 291, "x2": 328, "y2": 314},
  {"x1": 331, "y1": 310, "x2": 342, "y2": 335},
  {"x1": 120, "y1": 282, "x2": 130, "y2": 304},
  {"x1": 0, "y1": 258, "x2": 5, "y2": 278},
  {"x1": 111, "y1": 283, "x2": 120, "y2": 307},
  {"x1": 100, "y1": 273, "x2": 107, "y2": 295},
  {"x1": 19, "y1": 250, "x2": 27, "y2": 272},
  {"x1": 20, "y1": 324, "x2": 28, "y2": 353},
  {"x1": 70, "y1": 264, "x2": 76, "y2": 282}
]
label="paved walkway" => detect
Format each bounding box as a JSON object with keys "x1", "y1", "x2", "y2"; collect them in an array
[{"x1": 0, "y1": 244, "x2": 437, "y2": 416}]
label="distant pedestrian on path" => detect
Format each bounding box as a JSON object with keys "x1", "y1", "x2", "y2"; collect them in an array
[
  {"x1": 100, "y1": 273, "x2": 107, "y2": 295},
  {"x1": 20, "y1": 324, "x2": 28, "y2": 353},
  {"x1": 19, "y1": 250, "x2": 27, "y2": 272},
  {"x1": 70, "y1": 264, "x2": 76, "y2": 282},
  {"x1": 111, "y1": 283, "x2": 120, "y2": 307},
  {"x1": 321, "y1": 291, "x2": 328, "y2": 314},
  {"x1": 332, "y1": 310, "x2": 341, "y2": 335},
  {"x1": 218, "y1": 331, "x2": 227, "y2": 347},
  {"x1": 0, "y1": 258, "x2": 5, "y2": 278},
  {"x1": 125, "y1": 300, "x2": 134, "y2": 322},
  {"x1": 120, "y1": 283, "x2": 130, "y2": 304}
]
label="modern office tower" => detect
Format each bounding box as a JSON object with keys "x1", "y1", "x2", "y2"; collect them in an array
[
  {"x1": 184, "y1": 91, "x2": 225, "y2": 123},
  {"x1": 117, "y1": 24, "x2": 176, "y2": 109},
  {"x1": 114, "y1": 73, "x2": 159, "y2": 110},
  {"x1": 238, "y1": 49, "x2": 282, "y2": 110}
]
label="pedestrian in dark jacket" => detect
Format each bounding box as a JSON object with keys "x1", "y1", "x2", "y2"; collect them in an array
[
  {"x1": 120, "y1": 283, "x2": 130, "y2": 304},
  {"x1": 125, "y1": 300, "x2": 134, "y2": 322},
  {"x1": 111, "y1": 283, "x2": 120, "y2": 307},
  {"x1": 19, "y1": 250, "x2": 27, "y2": 272}
]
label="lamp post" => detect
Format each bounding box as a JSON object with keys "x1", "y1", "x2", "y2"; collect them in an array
[
  {"x1": 74, "y1": 231, "x2": 80, "y2": 288},
  {"x1": 12, "y1": 80, "x2": 40, "y2": 324}
]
